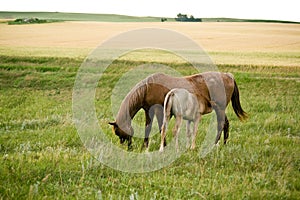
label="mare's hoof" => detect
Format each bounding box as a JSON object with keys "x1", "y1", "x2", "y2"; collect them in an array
[{"x1": 127, "y1": 146, "x2": 133, "y2": 151}]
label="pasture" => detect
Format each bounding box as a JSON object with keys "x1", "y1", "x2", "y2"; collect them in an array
[{"x1": 0, "y1": 21, "x2": 299, "y2": 199}]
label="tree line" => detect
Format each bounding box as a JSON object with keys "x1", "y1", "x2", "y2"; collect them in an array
[{"x1": 175, "y1": 13, "x2": 202, "y2": 22}]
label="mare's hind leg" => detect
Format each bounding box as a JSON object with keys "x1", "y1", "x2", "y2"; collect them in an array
[
  {"x1": 215, "y1": 108, "x2": 226, "y2": 145},
  {"x1": 144, "y1": 105, "x2": 164, "y2": 150},
  {"x1": 223, "y1": 115, "x2": 229, "y2": 144}
]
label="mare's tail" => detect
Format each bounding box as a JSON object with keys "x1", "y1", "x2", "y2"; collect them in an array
[{"x1": 231, "y1": 79, "x2": 248, "y2": 121}]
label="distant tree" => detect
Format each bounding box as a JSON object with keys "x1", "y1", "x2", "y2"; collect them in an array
[
  {"x1": 175, "y1": 13, "x2": 201, "y2": 22},
  {"x1": 8, "y1": 17, "x2": 57, "y2": 25},
  {"x1": 176, "y1": 13, "x2": 188, "y2": 21},
  {"x1": 161, "y1": 18, "x2": 167, "y2": 22}
]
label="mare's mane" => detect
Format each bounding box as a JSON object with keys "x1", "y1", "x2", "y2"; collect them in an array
[{"x1": 116, "y1": 75, "x2": 151, "y2": 121}]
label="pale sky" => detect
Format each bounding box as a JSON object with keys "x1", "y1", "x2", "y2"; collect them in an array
[{"x1": 1, "y1": 0, "x2": 299, "y2": 22}]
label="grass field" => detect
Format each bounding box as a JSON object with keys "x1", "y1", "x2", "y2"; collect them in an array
[
  {"x1": 0, "y1": 20, "x2": 300, "y2": 199},
  {"x1": 0, "y1": 11, "x2": 172, "y2": 22},
  {"x1": 1, "y1": 11, "x2": 299, "y2": 23}
]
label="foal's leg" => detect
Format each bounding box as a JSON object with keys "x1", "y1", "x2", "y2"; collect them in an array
[
  {"x1": 191, "y1": 114, "x2": 201, "y2": 149},
  {"x1": 173, "y1": 116, "x2": 182, "y2": 152},
  {"x1": 186, "y1": 120, "x2": 191, "y2": 148},
  {"x1": 159, "y1": 120, "x2": 168, "y2": 152},
  {"x1": 223, "y1": 115, "x2": 229, "y2": 144}
]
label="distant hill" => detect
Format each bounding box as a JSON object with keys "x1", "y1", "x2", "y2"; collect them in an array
[
  {"x1": 0, "y1": 11, "x2": 173, "y2": 22},
  {"x1": 201, "y1": 17, "x2": 299, "y2": 24},
  {"x1": 0, "y1": 11, "x2": 299, "y2": 24}
]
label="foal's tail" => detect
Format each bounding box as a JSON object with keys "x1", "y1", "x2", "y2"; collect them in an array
[
  {"x1": 231, "y1": 80, "x2": 248, "y2": 121},
  {"x1": 164, "y1": 91, "x2": 174, "y2": 121}
]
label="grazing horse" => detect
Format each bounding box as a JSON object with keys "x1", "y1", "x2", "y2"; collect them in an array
[
  {"x1": 109, "y1": 72, "x2": 247, "y2": 150},
  {"x1": 159, "y1": 88, "x2": 201, "y2": 152}
]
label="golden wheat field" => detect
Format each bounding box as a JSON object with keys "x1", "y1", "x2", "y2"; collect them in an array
[{"x1": 0, "y1": 21, "x2": 300, "y2": 66}]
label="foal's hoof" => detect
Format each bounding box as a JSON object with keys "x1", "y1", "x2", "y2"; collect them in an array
[{"x1": 159, "y1": 147, "x2": 164, "y2": 152}]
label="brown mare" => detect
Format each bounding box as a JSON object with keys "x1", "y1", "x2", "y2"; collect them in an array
[{"x1": 109, "y1": 72, "x2": 247, "y2": 150}]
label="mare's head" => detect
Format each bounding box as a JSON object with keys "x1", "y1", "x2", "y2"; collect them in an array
[{"x1": 108, "y1": 122, "x2": 133, "y2": 145}]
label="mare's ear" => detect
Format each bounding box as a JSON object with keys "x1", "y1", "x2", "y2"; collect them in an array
[{"x1": 108, "y1": 122, "x2": 117, "y2": 127}]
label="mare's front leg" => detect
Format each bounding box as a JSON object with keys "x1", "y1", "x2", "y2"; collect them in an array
[
  {"x1": 128, "y1": 136, "x2": 133, "y2": 151},
  {"x1": 155, "y1": 105, "x2": 166, "y2": 146},
  {"x1": 143, "y1": 109, "x2": 154, "y2": 150}
]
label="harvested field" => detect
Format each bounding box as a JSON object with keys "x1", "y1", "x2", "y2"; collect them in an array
[{"x1": 0, "y1": 22, "x2": 299, "y2": 66}]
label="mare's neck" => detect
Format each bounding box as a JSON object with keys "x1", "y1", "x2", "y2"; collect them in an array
[{"x1": 116, "y1": 92, "x2": 143, "y2": 127}]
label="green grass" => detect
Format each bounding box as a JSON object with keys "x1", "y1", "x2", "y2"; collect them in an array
[
  {"x1": 0, "y1": 11, "x2": 174, "y2": 23},
  {"x1": 0, "y1": 54, "x2": 299, "y2": 199}
]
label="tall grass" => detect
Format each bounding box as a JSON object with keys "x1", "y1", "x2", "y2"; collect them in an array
[{"x1": 0, "y1": 55, "x2": 299, "y2": 199}]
